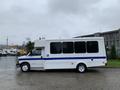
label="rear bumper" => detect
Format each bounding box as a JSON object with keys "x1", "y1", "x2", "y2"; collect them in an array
[{"x1": 88, "y1": 62, "x2": 107, "y2": 68}]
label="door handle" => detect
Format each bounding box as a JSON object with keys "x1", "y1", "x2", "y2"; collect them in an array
[
  {"x1": 91, "y1": 59, "x2": 93, "y2": 61},
  {"x1": 41, "y1": 56, "x2": 43, "y2": 58},
  {"x1": 47, "y1": 54, "x2": 49, "y2": 57}
]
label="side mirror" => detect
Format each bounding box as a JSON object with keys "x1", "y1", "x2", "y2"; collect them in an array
[
  {"x1": 30, "y1": 51, "x2": 33, "y2": 56},
  {"x1": 27, "y1": 52, "x2": 31, "y2": 56}
]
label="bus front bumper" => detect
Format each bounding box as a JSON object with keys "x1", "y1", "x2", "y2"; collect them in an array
[
  {"x1": 16, "y1": 64, "x2": 20, "y2": 68},
  {"x1": 16, "y1": 60, "x2": 20, "y2": 68}
]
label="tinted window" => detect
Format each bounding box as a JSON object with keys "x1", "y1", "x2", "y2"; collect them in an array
[
  {"x1": 63, "y1": 42, "x2": 74, "y2": 53},
  {"x1": 75, "y1": 42, "x2": 86, "y2": 53},
  {"x1": 30, "y1": 49, "x2": 41, "y2": 56},
  {"x1": 87, "y1": 41, "x2": 98, "y2": 53},
  {"x1": 50, "y1": 42, "x2": 62, "y2": 54}
]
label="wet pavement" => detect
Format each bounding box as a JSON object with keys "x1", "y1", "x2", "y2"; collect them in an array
[{"x1": 0, "y1": 56, "x2": 120, "y2": 90}]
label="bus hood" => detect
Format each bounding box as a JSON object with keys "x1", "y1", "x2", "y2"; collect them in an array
[{"x1": 18, "y1": 55, "x2": 28, "y2": 60}]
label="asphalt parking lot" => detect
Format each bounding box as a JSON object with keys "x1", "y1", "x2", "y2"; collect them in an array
[{"x1": 0, "y1": 56, "x2": 120, "y2": 90}]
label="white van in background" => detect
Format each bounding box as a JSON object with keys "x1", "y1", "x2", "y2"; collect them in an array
[{"x1": 17, "y1": 37, "x2": 107, "y2": 73}]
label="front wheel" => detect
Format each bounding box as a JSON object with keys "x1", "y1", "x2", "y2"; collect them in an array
[
  {"x1": 20, "y1": 63, "x2": 30, "y2": 72},
  {"x1": 77, "y1": 64, "x2": 87, "y2": 73}
]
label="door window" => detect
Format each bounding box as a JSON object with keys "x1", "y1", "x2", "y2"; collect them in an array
[{"x1": 30, "y1": 49, "x2": 41, "y2": 56}]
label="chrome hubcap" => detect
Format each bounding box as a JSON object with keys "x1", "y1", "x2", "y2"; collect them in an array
[
  {"x1": 22, "y1": 65, "x2": 28, "y2": 71},
  {"x1": 78, "y1": 65, "x2": 85, "y2": 72}
]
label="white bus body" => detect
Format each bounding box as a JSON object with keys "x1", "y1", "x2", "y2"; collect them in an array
[{"x1": 17, "y1": 37, "x2": 107, "y2": 72}]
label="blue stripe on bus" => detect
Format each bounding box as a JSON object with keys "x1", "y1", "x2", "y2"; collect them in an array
[{"x1": 18, "y1": 56, "x2": 106, "y2": 61}]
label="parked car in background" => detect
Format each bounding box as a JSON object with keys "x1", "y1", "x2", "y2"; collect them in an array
[{"x1": 0, "y1": 48, "x2": 18, "y2": 56}]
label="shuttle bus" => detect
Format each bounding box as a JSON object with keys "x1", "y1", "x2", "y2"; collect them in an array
[{"x1": 17, "y1": 37, "x2": 107, "y2": 73}]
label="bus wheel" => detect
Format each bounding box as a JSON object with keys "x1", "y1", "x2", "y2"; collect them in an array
[
  {"x1": 77, "y1": 63, "x2": 87, "y2": 73},
  {"x1": 20, "y1": 63, "x2": 30, "y2": 72}
]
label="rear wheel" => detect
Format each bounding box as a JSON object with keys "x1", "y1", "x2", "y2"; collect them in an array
[
  {"x1": 77, "y1": 64, "x2": 87, "y2": 73},
  {"x1": 20, "y1": 63, "x2": 30, "y2": 72}
]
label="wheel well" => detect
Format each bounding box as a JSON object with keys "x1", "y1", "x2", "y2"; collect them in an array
[
  {"x1": 76, "y1": 63, "x2": 87, "y2": 69},
  {"x1": 20, "y1": 62, "x2": 30, "y2": 67}
]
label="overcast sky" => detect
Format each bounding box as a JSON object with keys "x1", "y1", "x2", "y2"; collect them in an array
[{"x1": 0, "y1": 0, "x2": 120, "y2": 45}]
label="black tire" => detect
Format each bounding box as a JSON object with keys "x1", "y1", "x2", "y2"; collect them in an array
[
  {"x1": 77, "y1": 63, "x2": 87, "y2": 73},
  {"x1": 20, "y1": 63, "x2": 30, "y2": 72}
]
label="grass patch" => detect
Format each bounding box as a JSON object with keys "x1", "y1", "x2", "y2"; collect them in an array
[{"x1": 106, "y1": 59, "x2": 120, "y2": 67}]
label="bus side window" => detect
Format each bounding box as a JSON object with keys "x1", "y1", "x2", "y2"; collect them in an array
[
  {"x1": 74, "y1": 42, "x2": 86, "y2": 53},
  {"x1": 63, "y1": 42, "x2": 74, "y2": 53},
  {"x1": 87, "y1": 41, "x2": 99, "y2": 53},
  {"x1": 50, "y1": 42, "x2": 62, "y2": 54}
]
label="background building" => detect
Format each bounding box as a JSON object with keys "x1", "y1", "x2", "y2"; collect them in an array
[{"x1": 75, "y1": 29, "x2": 120, "y2": 57}]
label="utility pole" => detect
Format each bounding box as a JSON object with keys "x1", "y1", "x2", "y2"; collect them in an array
[{"x1": 6, "y1": 37, "x2": 8, "y2": 48}]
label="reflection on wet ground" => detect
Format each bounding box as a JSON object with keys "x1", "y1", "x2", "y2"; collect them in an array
[{"x1": 0, "y1": 56, "x2": 120, "y2": 90}]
